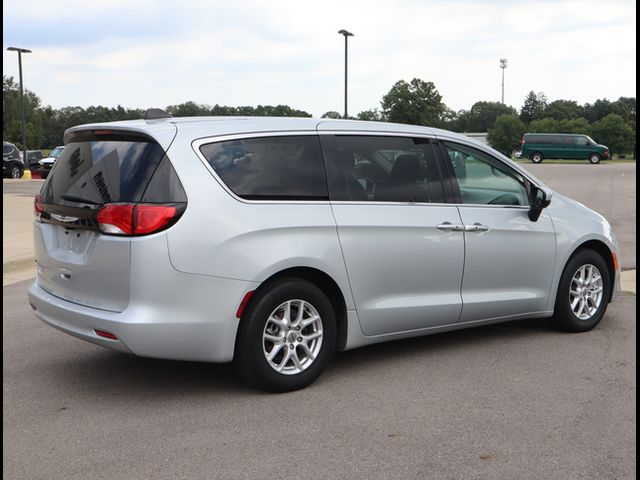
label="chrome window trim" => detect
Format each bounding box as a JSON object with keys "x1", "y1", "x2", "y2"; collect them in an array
[
  {"x1": 192, "y1": 130, "x2": 539, "y2": 209},
  {"x1": 329, "y1": 201, "x2": 455, "y2": 208},
  {"x1": 317, "y1": 130, "x2": 436, "y2": 140}
]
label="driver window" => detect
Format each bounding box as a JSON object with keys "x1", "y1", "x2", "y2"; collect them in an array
[{"x1": 444, "y1": 142, "x2": 528, "y2": 206}]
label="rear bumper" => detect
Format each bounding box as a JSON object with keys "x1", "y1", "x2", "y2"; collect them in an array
[{"x1": 28, "y1": 274, "x2": 257, "y2": 363}]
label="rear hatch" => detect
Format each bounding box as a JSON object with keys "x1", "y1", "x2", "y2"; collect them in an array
[{"x1": 35, "y1": 129, "x2": 186, "y2": 312}]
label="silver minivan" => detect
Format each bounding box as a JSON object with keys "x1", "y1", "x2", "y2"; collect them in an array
[{"x1": 28, "y1": 114, "x2": 621, "y2": 391}]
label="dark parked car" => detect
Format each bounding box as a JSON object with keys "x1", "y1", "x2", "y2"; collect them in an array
[
  {"x1": 26, "y1": 150, "x2": 44, "y2": 169},
  {"x1": 3, "y1": 141, "x2": 24, "y2": 178}
]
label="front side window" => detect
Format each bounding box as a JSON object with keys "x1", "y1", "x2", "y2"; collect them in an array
[
  {"x1": 200, "y1": 136, "x2": 328, "y2": 200},
  {"x1": 444, "y1": 142, "x2": 528, "y2": 206},
  {"x1": 321, "y1": 135, "x2": 445, "y2": 203},
  {"x1": 576, "y1": 137, "x2": 588, "y2": 146}
]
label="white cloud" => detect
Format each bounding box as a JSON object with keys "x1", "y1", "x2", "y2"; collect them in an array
[{"x1": 2, "y1": 0, "x2": 636, "y2": 117}]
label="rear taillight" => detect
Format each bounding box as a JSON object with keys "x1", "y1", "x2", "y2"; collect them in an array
[
  {"x1": 521, "y1": 137, "x2": 525, "y2": 145},
  {"x1": 34, "y1": 194, "x2": 43, "y2": 221},
  {"x1": 95, "y1": 203, "x2": 182, "y2": 236}
]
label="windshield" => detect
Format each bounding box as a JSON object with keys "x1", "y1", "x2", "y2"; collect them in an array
[
  {"x1": 49, "y1": 147, "x2": 64, "y2": 158},
  {"x1": 586, "y1": 136, "x2": 598, "y2": 145}
]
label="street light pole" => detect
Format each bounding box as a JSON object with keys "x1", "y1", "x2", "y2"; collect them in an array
[
  {"x1": 500, "y1": 58, "x2": 508, "y2": 104},
  {"x1": 338, "y1": 30, "x2": 354, "y2": 119},
  {"x1": 7, "y1": 47, "x2": 32, "y2": 166}
]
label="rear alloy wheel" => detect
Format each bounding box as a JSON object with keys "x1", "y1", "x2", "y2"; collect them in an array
[
  {"x1": 589, "y1": 153, "x2": 601, "y2": 164},
  {"x1": 235, "y1": 278, "x2": 336, "y2": 392},
  {"x1": 530, "y1": 152, "x2": 543, "y2": 164},
  {"x1": 10, "y1": 164, "x2": 22, "y2": 179},
  {"x1": 551, "y1": 249, "x2": 611, "y2": 332}
]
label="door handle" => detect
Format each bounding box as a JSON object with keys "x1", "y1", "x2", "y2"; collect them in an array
[
  {"x1": 464, "y1": 223, "x2": 490, "y2": 232},
  {"x1": 437, "y1": 222, "x2": 464, "y2": 232}
]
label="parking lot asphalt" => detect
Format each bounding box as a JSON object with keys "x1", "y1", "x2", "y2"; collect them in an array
[
  {"x1": 3, "y1": 163, "x2": 637, "y2": 479},
  {"x1": 3, "y1": 280, "x2": 635, "y2": 479}
]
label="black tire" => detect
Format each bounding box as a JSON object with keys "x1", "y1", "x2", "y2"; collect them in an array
[
  {"x1": 10, "y1": 164, "x2": 22, "y2": 179},
  {"x1": 530, "y1": 152, "x2": 543, "y2": 164},
  {"x1": 234, "y1": 278, "x2": 337, "y2": 392},
  {"x1": 589, "y1": 153, "x2": 601, "y2": 164},
  {"x1": 551, "y1": 249, "x2": 611, "y2": 332}
]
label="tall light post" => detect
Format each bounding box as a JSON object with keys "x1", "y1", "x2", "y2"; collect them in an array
[
  {"x1": 500, "y1": 58, "x2": 508, "y2": 104},
  {"x1": 7, "y1": 47, "x2": 32, "y2": 165},
  {"x1": 338, "y1": 29, "x2": 354, "y2": 119}
]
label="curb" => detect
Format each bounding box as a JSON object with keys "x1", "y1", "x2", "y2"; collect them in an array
[
  {"x1": 3, "y1": 256, "x2": 36, "y2": 274},
  {"x1": 620, "y1": 270, "x2": 636, "y2": 294}
]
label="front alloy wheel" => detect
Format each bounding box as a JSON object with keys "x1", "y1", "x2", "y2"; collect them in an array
[
  {"x1": 589, "y1": 153, "x2": 601, "y2": 164},
  {"x1": 552, "y1": 249, "x2": 611, "y2": 332},
  {"x1": 10, "y1": 165, "x2": 21, "y2": 178},
  {"x1": 569, "y1": 264, "x2": 604, "y2": 320}
]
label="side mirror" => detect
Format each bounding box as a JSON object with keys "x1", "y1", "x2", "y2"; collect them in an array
[{"x1": 529, "y1": 186, "x2": 552, "y2": 222}]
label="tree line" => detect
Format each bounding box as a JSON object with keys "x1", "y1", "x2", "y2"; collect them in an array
[
  {"x1": 3, "y1": 74, "x2": 635, "y2": 156},
  {"x1": 2, "y1": 76, "x2": 312, "y2": 149},
  {"x1": 323, "y1": 80, "x2": 635, "y2": 156}
]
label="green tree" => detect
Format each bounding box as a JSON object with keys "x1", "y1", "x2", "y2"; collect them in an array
[
  {"x1": 544, "y1": 100, "x2": 583, "y2": 120},
  {"x1": 166, "y1": 101, "x2": 211, "y2": 117},
  {"x1": 558, "y1": 117, "x2": 591, "y2": 135},
  {"x1": 321, "y1": 111, "x2": 342, "y2": 119},
  {"x1": 3, "y1": 75, "x2": 44, "y2": 148},
  {"x1": 528, "y1": 117, "x2": 561, "y2": 133},
  {"x1": 381, "y1": 78, "x2": 446, "y2": 126},
  {"x1": 487, "y1": 114, "x2": 525, "y2": 156},
  {"x1": 583, "y1": 98, "x2": 615, "y2": 123},
  {"x1": 443, "y1": 109, "x2": 470, "y2": 132},
  {"x1": 356, "y1": 109, "x2": 385, "y2": 121},
  {"x1": 520, "y1": 91, "x2": 548, "y2": 124},
  {"x1": 590, "y1": 113, "x2": 635, "y2": 155},
  {"x1": 465, "y1": 101, "x2": 517, "y2": 132}
]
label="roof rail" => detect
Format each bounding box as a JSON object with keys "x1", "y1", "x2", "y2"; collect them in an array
[{"x1": 143, "y1": 108, "x2": 172, "y2": 120}]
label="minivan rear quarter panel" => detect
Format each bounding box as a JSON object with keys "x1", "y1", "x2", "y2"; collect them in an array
[{"x1": 163, "y1": 130, "x2": 356, "y2": 310}]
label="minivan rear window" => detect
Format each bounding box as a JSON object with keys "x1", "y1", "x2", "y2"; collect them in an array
[
  {"x1": 200, "y1": 136, "x2": 328, "y2": 200},
  {"x1": 41, "y1": 136, "x2": 171, "y2": 206}
]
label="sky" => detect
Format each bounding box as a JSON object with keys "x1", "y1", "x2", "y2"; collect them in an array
[{"x1": 2, "y1": 0, "x2": 637, "y2": 117}]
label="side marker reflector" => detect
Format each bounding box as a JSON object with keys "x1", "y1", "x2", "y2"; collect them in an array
[{"x1": 236, "y1": 291, "x2": 255, "y2": 319}]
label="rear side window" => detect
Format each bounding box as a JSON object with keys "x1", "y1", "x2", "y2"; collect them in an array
[
  {"x1": 320, "y1": 135, "x2": 445, "y2": 203},
  {"x1": 200, "y1": 136, "x2": 328, "y2": 200},
  {"x1": 525, "y1": 135, "x2": 553, "y2": 144},
  {"x1": 40, "y1": 135, "x2": 184, "y2": 205},
  {"x1": 553, "y1": 135, "x2": 573, "y2": 144}
]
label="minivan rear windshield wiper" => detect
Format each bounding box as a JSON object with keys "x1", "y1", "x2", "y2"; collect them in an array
[{"x1": 60, "y1": 193, "x2": 102, "y2": 205}]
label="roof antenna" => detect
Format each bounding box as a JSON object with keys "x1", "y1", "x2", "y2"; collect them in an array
[{"x1": 144, "y1": 108, "x2": 172, "y2": 120}]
